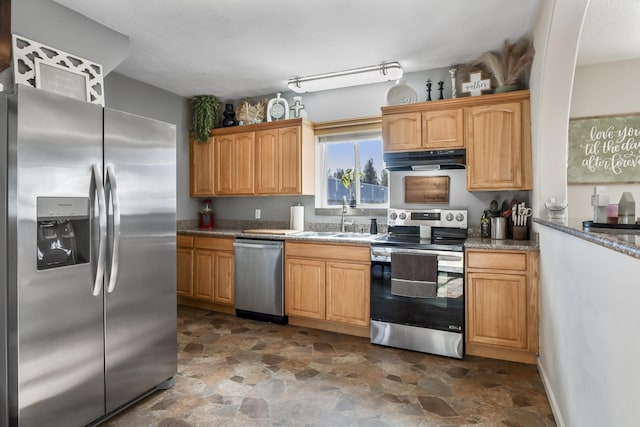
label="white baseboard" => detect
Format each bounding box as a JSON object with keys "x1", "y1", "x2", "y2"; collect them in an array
[{"x1": 537, "y1": 358, "x2": 566, "y2": 427}]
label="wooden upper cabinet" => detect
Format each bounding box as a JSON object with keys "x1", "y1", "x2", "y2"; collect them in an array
[
  {"x1": 189, "y1": 134, "x2": 215, "y2": 197},
  {"x1": 255, "y1": 129, "x2": 279, "y2": 194},
  {"x1": 215, "y1": 132, "x2": 254, "y2": 195},
  {"x1": 256, "y1": 125, "x2": 304, "y2": 195},
  {"x1": 234, "y1": 132, "x2": 255, "y2": 194},
  {"x1": 466, "y1": 101, "x2": 531, "y2": 190},
  {"x1": 207, "y1": 118, "x2": 314, "y2": 196},
  {"x1": 382, "y1": 109, "x2": 464, "y2": 152},
  {"x1": 422, "y1": 108, "x2": 464, "y2": 150},
  {"x1": 382, "y1": 112, "x2": 421, "y2": 152},
  {"x1": 381, "y1": 91, "x2": 532, "y2": 191},
  {"x1": 278, "y1": 126, "x2": 302, "y2": 194}
]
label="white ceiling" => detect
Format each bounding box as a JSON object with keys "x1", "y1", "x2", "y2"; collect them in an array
[
  {"x1": 52, "y1": 0, "x2": 638, "y2": 100},
  {"x1": 577, "y1": 0, "x2": 640, "y2": 66}
]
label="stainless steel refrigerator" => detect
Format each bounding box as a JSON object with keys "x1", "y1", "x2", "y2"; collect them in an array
[{"x1": 0, "y1": 85, "x2": 177, "y2": 426}]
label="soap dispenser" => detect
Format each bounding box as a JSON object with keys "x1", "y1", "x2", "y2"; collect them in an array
[
  {"x1": 369, "y1": 218, "x2": 378, "y2": 235},
  {"x1": 618, "y1": 192, "x2": 636, "y2": 224}
]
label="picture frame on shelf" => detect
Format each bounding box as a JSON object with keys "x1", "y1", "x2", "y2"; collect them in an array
[
  {"x1": 455, "y1": 66, "x2": 493, "y2": 97},
  {"x1": 12, "y1": 34, "x2": 105, "y2": 105},
  {"x1": 34, "y1": 58, "x2": 91, "y2": 103}
]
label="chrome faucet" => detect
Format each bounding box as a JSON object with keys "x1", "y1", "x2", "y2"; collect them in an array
[{"x1": 340, "y1": 196, "x2": 352, "y2": 232}]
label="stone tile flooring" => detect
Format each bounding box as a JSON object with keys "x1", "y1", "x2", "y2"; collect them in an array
[{"x1": 105, "y1": 306, "x2": 556, "y2": 427}]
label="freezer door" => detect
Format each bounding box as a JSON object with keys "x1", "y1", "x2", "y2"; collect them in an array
[
  {"x1": 103, "y1": 108, "x2": 177, "y2": 412},
  {"x1": 9, "y1": 86, "x2": 106, "y2": 426}
]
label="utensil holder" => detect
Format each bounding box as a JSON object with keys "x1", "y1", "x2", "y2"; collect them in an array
[
  {"x1": 512, "y1": 226, "x2": 528, "y2": 240},
  {"x1": 490, "y1": 217, "x2": 507, "y2": 239}
]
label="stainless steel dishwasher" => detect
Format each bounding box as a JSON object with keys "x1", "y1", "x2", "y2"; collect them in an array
[{"x1": 233, "y1": 238, "x2": 286, "y2": 324}]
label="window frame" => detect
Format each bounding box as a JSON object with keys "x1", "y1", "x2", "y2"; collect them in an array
[{"x1": 313, "y1": 116, "x2": 388, "y2": 210}]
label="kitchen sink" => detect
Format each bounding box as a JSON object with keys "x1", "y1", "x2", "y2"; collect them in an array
[
  {"x1": 331, "y1": 232, "x2": 374, "y2": 239},
  {"x1": 291, "y1": 231, "x2": 337, "y2": 237}
]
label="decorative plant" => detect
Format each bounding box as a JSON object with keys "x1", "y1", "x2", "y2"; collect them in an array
[
  {"x1": 191, "y1": 95, "x2": 220, "y2": 143},
  {"x1": 472, "y1": 38, "x2": 535, "y2": 89},
  {"x1": 340, "y1": 168, "x2": 364, "y2": 189}
]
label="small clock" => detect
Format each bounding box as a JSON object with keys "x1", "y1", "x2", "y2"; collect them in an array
[{"x1": 267, "y1": 93, "x2": 290, "y2": 122}]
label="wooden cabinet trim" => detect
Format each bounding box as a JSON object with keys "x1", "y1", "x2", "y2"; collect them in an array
[
  {"x1": 466, "y1": 250, "x2": 528, "y2": 272},
  {"x1": 211, "y1": 117, "x2": 311, "y2": 135},
  {"x1": 177, "y1": 234, "x2": 194, "y2": 248},
  {"x1": 285, "y1": 241, "x2": 370, "y2": 263},
  {"x1": 194, "y1": 236, "x2": 234, "y2": 251},
  {"x1": 381, "y1": 90, "x2": 530, "y2": 115}
]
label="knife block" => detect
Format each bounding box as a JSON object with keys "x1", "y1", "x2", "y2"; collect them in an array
[{"x1": 512, "y1": 226, "x2": 528, "y2": 240}]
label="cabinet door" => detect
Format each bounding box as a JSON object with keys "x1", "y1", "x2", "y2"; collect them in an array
[
  {"x1": 422, "y1": 108, "x2": 464, "y2": 150},
  {"x1": 325, "y1": 262, "x2": 370, "y2": 326},
  {"x1": 285, "y1": 258, "x2": 325, "y2": 319},
  {"x1": 278, "y1": 126, "x2": 301, "y2": 194},
  {"x1": 466, "y1": 102, "x2": 524, "y2": 190},
  {"x1": 255, "y1": 129, "x2": 279, "y2": 194},
  {"x1": 466, "y1": 272, "x2": 527, "y2": 349},
  {"x1": 234, "y1": 132, "x2": 255, "y2": 194},
  {"x1": 194, "y1": 249, "x2": 214, "y2": 301},
  {"x1": 214, "y1": 251, "x2": 234, "y2": 305},
  {"x1": 214, "y1": 135, "x2": 234, "y2": 194},
  {"x1": 382, "y1": 112, "x2": 422, "y2": 152},
  {"x1": 176, "y1": 247, "x2": 193, "y2": 297},
  {"x1": 189, "y1": 135, "x2": 214, "y2": 196}
]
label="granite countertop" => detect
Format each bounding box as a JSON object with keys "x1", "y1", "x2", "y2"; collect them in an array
[
  {"x1": 464, "y1": 237, "x2": 539, "y2": 251},
  {"x1": 178, "y1": 228, "x2": 379, "y2": 245},
  {"x1": 534, "y1": 217, "x2": 640, "y2": 260}
]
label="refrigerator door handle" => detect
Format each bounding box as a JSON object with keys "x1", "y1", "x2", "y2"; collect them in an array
[
  {"x1": 92, "y1": 163, "x2": 107, "y2": 296},
  {"x1": 106, "y1": 165, "x2": 121, "y2": 293}
]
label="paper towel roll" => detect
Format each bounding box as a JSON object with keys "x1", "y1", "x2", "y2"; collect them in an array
[{"x1": 290, "y1": 205, "x2": 304, "y2": 231}]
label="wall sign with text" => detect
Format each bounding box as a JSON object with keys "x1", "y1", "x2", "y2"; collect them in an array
[{"x1": 568, "y1": 113, "x2": 640, "y2": 184}]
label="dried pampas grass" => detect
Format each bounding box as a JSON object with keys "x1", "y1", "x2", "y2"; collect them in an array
[
  {"x1": 236, "y1": 98, "x2": 267, "y2": 124},
  {"x1": 473, "y1": 38, "x2": 535, "y2": 87}
]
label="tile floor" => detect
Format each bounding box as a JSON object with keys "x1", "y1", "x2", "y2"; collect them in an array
[{"x1": 105, "y1": 306, "x2": 556, "y2": 427}]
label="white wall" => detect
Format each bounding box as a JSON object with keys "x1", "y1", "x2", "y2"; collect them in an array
[
  {"x1": 568, "y1": 58, "x2": 640, "y2": 220},
  {"x1": 538, "y1": 227, "x2": 640, "y2": 427},
  {"x1": 531, "y1": 1, "x2": 640, "y2": 426}
]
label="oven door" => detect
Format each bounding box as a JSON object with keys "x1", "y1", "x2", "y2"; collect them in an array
[{"x1": 370, "y1": 248, "x2": 464, "y2": 333}]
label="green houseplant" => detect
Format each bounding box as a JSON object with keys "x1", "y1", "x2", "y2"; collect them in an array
[{"x1": 191, "y1": 95, "x2": 221, "y2": 143}]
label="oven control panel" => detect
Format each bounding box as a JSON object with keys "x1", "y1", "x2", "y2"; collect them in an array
[{"x1": 387, "y1": 208, "x2": 467, "y2": 229}]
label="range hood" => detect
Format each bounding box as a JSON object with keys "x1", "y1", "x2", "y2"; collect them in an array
[{"x1": 383, "y1": 149, "x2": 466, "y2": 171}]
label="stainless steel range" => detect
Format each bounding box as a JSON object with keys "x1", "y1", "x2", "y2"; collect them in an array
[{"x1": 370, "y1": 208, "x2": 467, "y2": 359}]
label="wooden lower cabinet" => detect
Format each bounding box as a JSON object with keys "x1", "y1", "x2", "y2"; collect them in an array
[
  {"x1": 325, "y1": 262, "x2": 370, "y2": 326},
  {"x1": 180, "y1": 235, "x2": 235, "y2": 308},
  {"x1": 465, "y1": 249, "x2": 539, "y2": 364},
  {"x1": 285, "y1": 258, "x2": 325, "y2": 319},
  {"x1": 176, "y1": 235, "x2": 194, "y2": 297},
  {"x1": 213, "y1": 251, "x2": 235, "y2": 305},
  {"x1": 285, "y1": 241, "x2": 370, "y2": 335}
]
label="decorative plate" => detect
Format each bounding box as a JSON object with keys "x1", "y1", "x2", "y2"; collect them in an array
[{"x1": 386, "y1": 80, "x2": 417, "y2": 105}]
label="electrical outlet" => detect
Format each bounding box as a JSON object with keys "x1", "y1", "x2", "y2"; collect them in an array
[{"x1": 255, "y1": 209, "x2": 261, "y2": 219}]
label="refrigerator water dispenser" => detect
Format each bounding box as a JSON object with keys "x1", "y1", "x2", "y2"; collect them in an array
[{"x1": 36, "y1": 197, "x2": 90, "y2": 270}]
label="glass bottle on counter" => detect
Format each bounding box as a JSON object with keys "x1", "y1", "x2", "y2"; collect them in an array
[{"x1": 480, "y1": 210, "x2": 491, "y2": 238}]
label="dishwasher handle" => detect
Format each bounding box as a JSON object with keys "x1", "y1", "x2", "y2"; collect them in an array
[{"x1": 234, "y1": 241, "x2": 282, "y2": 250}]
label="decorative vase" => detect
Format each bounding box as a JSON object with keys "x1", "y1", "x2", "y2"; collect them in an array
[
  {"x1": 494, "y1": 84, "x2": 519, "y2": 93},
  {"x1": 222, "y1": 104, "x2": 239, "y2": 127}
]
